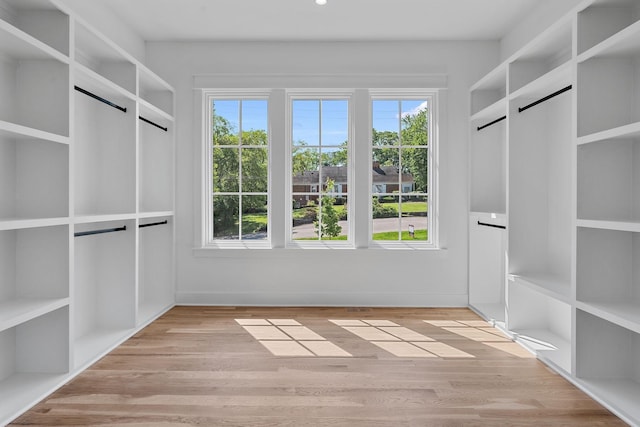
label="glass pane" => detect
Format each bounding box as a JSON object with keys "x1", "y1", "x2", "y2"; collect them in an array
[
  {"x1": 242, "y1": 195, "x2": 268, "y2": 240},
  {"x1": 401, "y1": 196, "x2": 428, "y2": 241},
  {"x1": 318, "y1": 194, "x2": 348, "y2": 241},
  {"x1": 292, "y1": 100, "x2": 319, "y2": 146},
  {"x1": 212, "y1": 100, "x2": 239, "y2": 146},
  {"x1": 213, "y1": 147, "x2": 239, "y2": 192},
  {"x1": 292, "y1": 195, "x2": 319, "y2": 240},
  {"x1": 242, "y1": 100, "x2": 268, "y2": 146},
  {"x1": 321, "y1": 99, "x2": 348, "y2": 147},
  {"x1": 401, "y1": 100, "x2": 428, "y2": 146},
  {"x1": 372, "y1": 197, "x2": 400, "y2": 240},
  {"x1": 292, "y1": 147, "x2": 320, "y2": 193},
  {"x1": 372, "y1": 148, "x2": 399, "y2": 195},
  {"x1": 213, "y1": 195, "x2": 239, "y2": 239},
  {"x1": 372, "y1": 100, "x2": 399, "y2": 146},
  {"x1": 242, "y1": 147, "x2": 268, "y2": 192},
  {"x1": 321, "y1": 145, "x2": 348, "y2": 167},
  {"x1": 401, "y1": 147, "x2": 428, "y2": 194}
]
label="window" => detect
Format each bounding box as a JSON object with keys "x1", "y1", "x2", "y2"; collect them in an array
[
  {"x1": 206, "y1": 95, "x2": 269, "y2": 245},
  {"x1": 290, "y1": 96, "x2": 350, "y2": 243},
  {"x1": 199, "y1": 88, "x2": 439, "y2": 250},
  {"x1": 371, "y1": 97, "x2": 432, "y2": 244}
]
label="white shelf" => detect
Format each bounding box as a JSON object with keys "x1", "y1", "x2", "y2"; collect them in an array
[
  {"x1": 469, "y1": 302, "x2": 505, "y2": 324},
  {"x1": 577, "y1": 301, "x2": 640, "y2": 335},
  {"x1": 0, "y1": 217, "x2": 68, "y2": 231},
  {"x1": 137, "y1": 302, "x2": 172, "y2": 327},
  {"x1": 0, "y1": 120, "x2": 69, "y2": 145},
  {"x1": 512, "y1": 328, "x2": 571, "y2": 373},
  {"x1": 0, "y1": 19, "x2": 68, "y2": 63},
  {"x1": 470, "y1": 65, "x2": 507, "y2": 116},
  {"x1": 470, "y1": 97, "x2": 506, "y2": 123},
  {"x1": 74, "y1": 21, "x2": 136, "y2": 94},
  {"x1": 509, "y1": 61, "x2": 573, "y2": 102},
  {"x1": 74, "y1": 213, "x2": 137, "y2": 224},
  {"x1": 576, "y1": 310, "x2": 640, "y2": 426},
  {"x1": 73, "y1": 328, "x2": 133, "y2": 370},
  {"x1": 0, "y1": 372, "x2": 69, "y2": 427},
  {"x1": 578, "y1": 18, "x2": 640, "y2": 62},
  {"x1": 509, "y1": 273, "x2": 571, "y2": 303},
  {"x1": 138, "y1": 67, "x2": 174, "y2": 117},
  {"x1": 578, "y1": 120, "x2": 640, "y2": 145},
  {"x1": 508, "y1": 16, "x2": 572, "y2": 94},
  {"x1": 577, "y1": 219, "x2": 640, "y2": 232},
  {"x1": 138, "y1": 211, "x2": 174, "y2": 220},
  {"x1": 0, "y1": 298, "x2": 69, "y2": 332},
  {"x1": 139, "y1": 98, "x2": 175, "y2": 123},
  {"x1": 576, "y1": 379, "x2": 640, "y2": 427},
  {"x1": 74, "y1": 63, "x2": 136, "y2": 102}
]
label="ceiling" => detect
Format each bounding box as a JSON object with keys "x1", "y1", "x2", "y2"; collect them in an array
[{"x1": 94, "y1": 0, "x2": 543, "y2": 42}]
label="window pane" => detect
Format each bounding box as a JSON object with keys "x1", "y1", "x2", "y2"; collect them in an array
[
  {"x1": 372, "y1": 148, "x2": 399, "y2": 195},
  {"x1": 292, "y1": 100, "x2": 319, "y2": 146},
  {"x1": 372, "y1": 197, "x2": 400, "y2": 240},
  {"x1": 212, "y1": 100, "x2": 239, "y2": 145},
  {"x1": 213, "y1": 195, "x2": 239, "y2": 239},
  {"x1": 318, "y1": 193, "x2": 347, "y2": 240},
  {"x1": 401, "y1": 101, "x2": 428, "y2": 146},
  {"x1": 322, "y1": 100, "x2": 348, "y2": 147},
  {"x1": 292, "y1": 147, "x2": 320, "y2": 193},
  {"x1": 242, "y1": 147, "x2": 268, "y2": 192},
  {"x1": 373, "y1": 100, "x2": 399, "y2": 145},
  {"x1": 213, "y1": 147, "x2": 239, "y2": 192},
  {"x1": 292, "y1": 197, "x2": 318, "y2": 240},
  {"x1": 401, "y1": 196, "x2": 428, "y2": 241},
  {"x1": 321, "y1": 146, "x2": 347, "y2": 167},
  {"x1": 402, "y1": 147, "x2": 428, "y2": 194},
  {"x1": 242, "y1": 195, "x2": 268, "y2": 240},
  {"x1": 242, "y1": 100, "x2": 268, "y2": 145}
]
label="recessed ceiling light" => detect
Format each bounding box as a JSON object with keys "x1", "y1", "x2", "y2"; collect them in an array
[{"x1": 315, "y1": 0, "x2": 327, "y2": 5}]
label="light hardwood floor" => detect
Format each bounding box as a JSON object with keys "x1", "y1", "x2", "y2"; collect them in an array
[{"x1": 12, "y1": 307, "x2": 626, "y2": 426}]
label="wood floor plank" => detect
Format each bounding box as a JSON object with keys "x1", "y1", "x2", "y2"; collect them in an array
[{"x1": 10, "y1": 307, "x2": 627, "y2": 426}]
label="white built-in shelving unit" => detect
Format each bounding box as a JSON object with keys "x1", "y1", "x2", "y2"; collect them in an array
[
  {"x1": 469, "y1": 0, "x2": 640, "y2": 424},
  {"x1": 0, "y1": 0, "x2": 175, "y2": 424}
]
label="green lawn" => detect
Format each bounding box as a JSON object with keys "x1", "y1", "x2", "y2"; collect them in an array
[
  {"x1": 384, "y1": 201, "x2": 428, "y2": 214},
  {"x1": 372, "y1": 229, "x2": 428, "y2": 241},
  {"x1": 295, "y1": 229, "x2": 427, "y2": 241}
]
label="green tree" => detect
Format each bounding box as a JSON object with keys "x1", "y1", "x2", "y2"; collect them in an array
[
  {"x1": 372, "y1": 129, "x2": 399, "y2": 167},
  {"x1": 400, "y1": 108, "x2": 428, "y2": 193},
  {"x1": 292, "y1": 141, "x2": 319, "y2": 175},
  {"x1": 321, "y1": 141, "x2": 348, "y2": 166},
  {"x1": 314, "y1": 178, "x2": 342, "y2": 238}
]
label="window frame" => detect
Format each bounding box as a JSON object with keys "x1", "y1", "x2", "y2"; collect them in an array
[
  {"x1": 286, "y1": 90, "x2": 355, "y2": 248},
  {"x1": 368, "y1": 90, "x2": 438, "y2": 249},
  {"x1": 203, "y1": 89, "x2": 272, "y2": 249}
]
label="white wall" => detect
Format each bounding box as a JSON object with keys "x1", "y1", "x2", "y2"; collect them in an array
[{"x1": 146, "y1": 41, "x2": 499, "y2": 306}]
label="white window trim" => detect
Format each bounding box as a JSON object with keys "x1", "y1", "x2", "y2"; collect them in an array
[
  {"x1": 201, "y1": 89, "x2": 272, "y2": 249},
  {"x1": 285, "y1": 89, "x2": 355, "y2": 249},
  {"x1": 368, "y1": 89, "x2": 439, "y2": 250}
]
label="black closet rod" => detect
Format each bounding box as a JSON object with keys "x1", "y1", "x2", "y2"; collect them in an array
[
  {"x1": 518, "y1": 85, "x2": 572, "y2": 113},
  {"x1": 74, "y1": 86, "x2": 127, "y2": 113},
  {"x1": 477, "y1": 221, "x2": 506, "y2": 230},
  {"x1": 139, "y1": 220, "x2": 168, "y2": 228},
  {"x1": 477, "y1": 115, "x2": 506, "y2": 131},
  {"x1": 74, "y1": 225, "x2": 127, "y2": 237},
  {"x1": 139, "y1": 116, "x2": 168, "y2": 132}
]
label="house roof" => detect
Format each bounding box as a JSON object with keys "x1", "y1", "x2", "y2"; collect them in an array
[{"x1": 292, "y1": 165, "x2": 412, "y2": 185}]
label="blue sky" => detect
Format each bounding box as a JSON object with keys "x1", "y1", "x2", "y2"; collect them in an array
[{"x1": 213, "y1": 98, "x2": 428, "y2": 148}]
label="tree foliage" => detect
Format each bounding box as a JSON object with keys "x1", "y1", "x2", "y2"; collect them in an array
[
  {"x1": 212, "y1": 114, "x2": 268, "y2": 236},
  {"x1": 314, "y1": 178, "x2": 342, "y2": 238}
]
